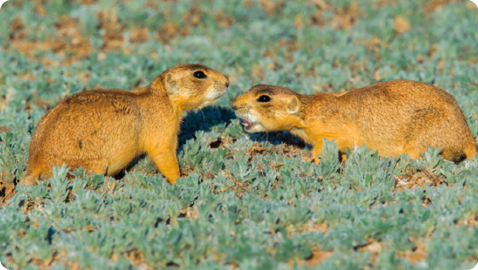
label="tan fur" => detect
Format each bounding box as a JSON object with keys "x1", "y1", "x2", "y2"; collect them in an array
[
  {"x1": 231, "y1": 81, "x2": 477, "y2": 163},
  {"x1": 21, "y1": 64, "x2": 229, "y2": 186}
]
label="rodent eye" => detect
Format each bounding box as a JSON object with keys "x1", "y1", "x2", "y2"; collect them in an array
[
  {"x1": 193, "y1": 71, "x2": 207, "y2": 79},
  {"x1": 257, "y1": 95, "x2": 271, "y2": 103}
]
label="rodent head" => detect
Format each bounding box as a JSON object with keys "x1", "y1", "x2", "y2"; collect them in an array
[
  {"x1": 151, "y1": 64, "x2": 230, "y2": 110},
  {"x1": 231, "y1": 84, "x2": 304, "y2": 133}
]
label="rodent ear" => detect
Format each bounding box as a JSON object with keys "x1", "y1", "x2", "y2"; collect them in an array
[
  {"x1": 287, "y1": 96, "x2": 300, "y2": 114},
  {"x1": 164, "y1": 73, "x2": 179, "y2": 95}
]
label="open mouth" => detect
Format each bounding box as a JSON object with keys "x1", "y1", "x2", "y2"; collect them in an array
[{"x1": 241, "y1": 119, "x2": 255, "y2": 130}]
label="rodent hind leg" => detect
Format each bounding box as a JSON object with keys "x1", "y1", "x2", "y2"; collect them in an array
[
  {"x1": 400, "y1": 109, "x2": 474, "y2": 162},
  {"x1": 148, "y1": 150, "x2": 180, "y2": 184},
  {"x1": 87, "y1": 159, "x2": 110, "y2": 176},
  {"x1": 402, "y1": 134, "x2": 433, "y2": 160},
  {"x1": 403, "y1": 134, "x2": 471, "y2": 163},
  {"x1": 58, "y1": 159, "x2": 110, "y2": 179}
]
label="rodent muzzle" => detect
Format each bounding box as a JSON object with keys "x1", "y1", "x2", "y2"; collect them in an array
[
  {"x1": 224, "y1": 75, "x2": 230, "y2": 87},
  {"x1": 231, "y1": 99, "x2": 248, "y2": 112},
  {"x1": 231, "y1": 97, "x2": 240, "y2": 111}
]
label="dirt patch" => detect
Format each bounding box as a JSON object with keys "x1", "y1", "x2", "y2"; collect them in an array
[
  {"x1": 397, "y1": 237, "x2": 428, "y2": 264},
  {"x1": 157, "y1": 3, "x2": 202, "y2": 44},
  {"x1": 125, "y1": 249, "x2": 149, "y2": 268},
  {"x1": 394, "y1": 16, "x2": 411, "y2": 34},
  {"x1": 245, "y1": 142, "x2": 306, "y2": 162},
  {"x1": 362, "y1": 241, "x2": 382, "y2": 264},
  {"x1": 0, "y1": 182, "x2": 16, "y2": 206},
  {"x1": 8, "y1": 15, "x2": 92, "y2": 66},
  {"x1": 394, "y1": 168, "x2": 447, "y2": 192},
  {"x1": 424, "y1": 0, "x2": 461, "y2": 13},
  {"x1": 0, "y1": 126, "x2": 11, "y2": 133},
  {"x1": 214, "y1": 11, "x2": 236, "y2": 28},
  {"x1": 129, "y1": 28, "x2": 149, "y2": 43},
  {"x1": 455, "y1": 213, "x2": 478, "y2": 227},
  {"x1": 156, "y1": 22, "x2": 190, "y2": 44},
  {"x1": 309, "y1": 1, "x2": 362, "y2": 30},
  {"x1": 299, "y1": 222, "x2": 328, "y2": 234},
  {"x1": 371, "y1": 0, "x2": 399, "y2": 9},
  {"x1": 6, "y1": 3, "x2": 207, "y2": 64},
  {"x1": 330, "y1": 1, "x2": 362, "y2": 30},
  {"x1": 259, "y1": 0, "x2": 285, "y2": 16},
  {"x1": 98, "y1": 9, "x2": 125, "y2": 51},
  {"x1": 294, "y1": 246, "x2": 333, "y2": 268},
  {"x1": 0, "y1": 170, "x2": 16, "y2": 207}
]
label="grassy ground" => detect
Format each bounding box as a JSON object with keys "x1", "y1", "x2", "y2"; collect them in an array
[{"x1": 1, "y1": 0, "x2": 478, "y2": 269}]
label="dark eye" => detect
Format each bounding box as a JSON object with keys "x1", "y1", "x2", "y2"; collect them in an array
[
  {"x1": 193, "y1": 71, "x2": 207, "y2": 79},
  {"x1": 257, "y1": 95, "x2": 271, "y2": 102}
]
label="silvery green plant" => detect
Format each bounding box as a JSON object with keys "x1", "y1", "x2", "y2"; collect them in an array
[
  {"x1": 49, "y1": 165, "x2": 70, "y2": 204},
  {"x1": 0, "y1": 0, "x2": 478, "y2": 269}
]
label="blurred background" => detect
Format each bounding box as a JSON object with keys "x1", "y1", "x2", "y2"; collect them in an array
[
  {"x1": 1, "y1": 1, "x2": 478, "y2": 269},
  {"x1": 1, "y1": 0, "x2": 477, "y2": 109}
]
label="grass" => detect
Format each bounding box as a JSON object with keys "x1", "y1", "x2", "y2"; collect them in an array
[{"x1": 1, "y1": 0, "x2": 478, "y2": 269}]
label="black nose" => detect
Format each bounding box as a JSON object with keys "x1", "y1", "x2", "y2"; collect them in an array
[{"x1": 225, "y1": 75, "x2": 230, "y2": 87}]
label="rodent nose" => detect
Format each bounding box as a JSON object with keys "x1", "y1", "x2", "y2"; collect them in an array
[{"x1": 225, "y1": 75, "x2": 230, "y2": 88}]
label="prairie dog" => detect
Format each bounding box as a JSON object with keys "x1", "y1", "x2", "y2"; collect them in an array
[
  {"x1": 231, "y1": 80, "x2": 476, "y2": 162},
  {"x1": 21, "y1": 64, "x2": 230, "y2": 185}
]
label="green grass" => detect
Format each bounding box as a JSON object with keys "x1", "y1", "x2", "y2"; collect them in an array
[{"x1": 1, "y1": 0, "x2": 478, "y2": 269}]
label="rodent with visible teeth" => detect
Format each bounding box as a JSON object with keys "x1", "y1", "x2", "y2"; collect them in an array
[{"x1": 231, "y1": 81, "x2": 477, "y2": 163}]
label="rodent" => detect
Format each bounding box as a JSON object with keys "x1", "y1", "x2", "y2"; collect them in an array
[
  {"x1": 231, "y1": 80, "x2": 477, "y2": 163},
  {"x1": 21, "y1": 64, "x2": 230, "y2": 186}
]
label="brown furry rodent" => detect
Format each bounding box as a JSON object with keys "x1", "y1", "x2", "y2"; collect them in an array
[
  {"x1": 231, "y1": 80, "x2": 477, "y2": 162},
  {"x1": 21, "y1": 64, "x2": 230, "y2": 186}
]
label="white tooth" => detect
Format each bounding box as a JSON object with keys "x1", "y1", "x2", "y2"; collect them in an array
[{"x1": 241, "y1": 123, "x2": 247, "y2": 127}]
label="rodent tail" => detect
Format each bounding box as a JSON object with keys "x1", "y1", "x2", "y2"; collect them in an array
[
  {"x1": 464, "y1": 143, "x2": 478, "y2": 161},
  {"x1": 19, "y1": 169, "x2": 41, "y2": 186}
]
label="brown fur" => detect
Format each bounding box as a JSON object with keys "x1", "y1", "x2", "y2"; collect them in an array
[
  {"x1": 231, "y1": 80, "x2": 477, "y2": 162},
  {"x1": 21, "y1": 64, "x2": 230, "y2": 186}
]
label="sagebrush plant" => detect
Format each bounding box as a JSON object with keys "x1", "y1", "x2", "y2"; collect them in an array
[{"x1": 0, "y1": 0, "x2": 478, "y2": 269}]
